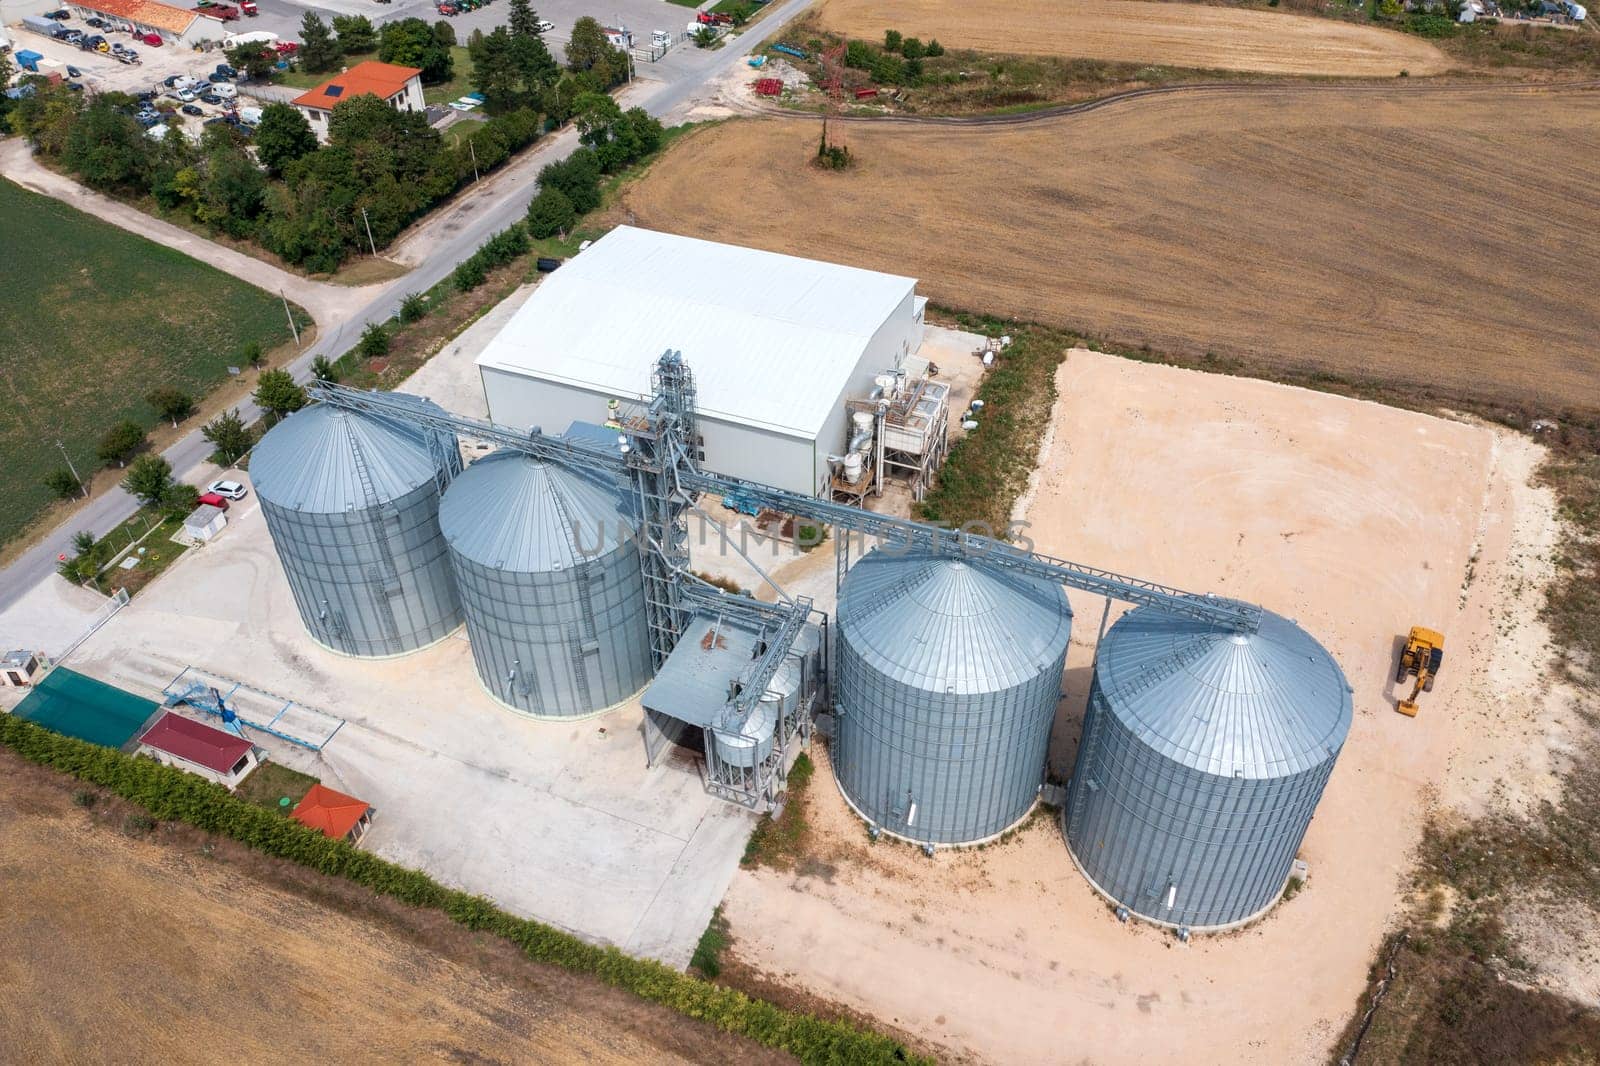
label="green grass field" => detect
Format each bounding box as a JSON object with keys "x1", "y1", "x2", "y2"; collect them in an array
[{"x1": 0, "y1": 178, "x2": 304, "y2": 548}]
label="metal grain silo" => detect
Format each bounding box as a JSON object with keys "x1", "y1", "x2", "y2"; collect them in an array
[
  {"x1": 1064, "y1": 606, "x2": 1352, "y2": 931},
  {"x1": 834, "y1": 550, "x2": 1072, "y2": 845},
  {"x1": 252, "y1": 403, "x2": 462, "y2": 658},
  {"x1": 438, "y1": 451, "x2": 652, "y2": 718}
]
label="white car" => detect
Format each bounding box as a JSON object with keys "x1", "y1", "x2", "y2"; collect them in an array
[
  {"x1": 208, "y1": 479, "x2": 249, "y2": 501},
  {"x1": 174, "y1": 88, "x2": 196, "y2": 102},
  {"x1": 536, "y1": 18, "x2": 554, "y2": 31}
]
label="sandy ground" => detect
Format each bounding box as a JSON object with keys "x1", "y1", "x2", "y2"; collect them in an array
[
  {"x1": 0, "y1": 755, "x2": 785, "y2": 1065},
  {"x1": 815, "y1": 0, "x2": 1449, "y2": 76},
  {"x1": 719, "y1": 349, "x2": 1562, "y2": 1064},
  {"x1": 617, "y1": 89, "x2": 1600, "y2": 415}
]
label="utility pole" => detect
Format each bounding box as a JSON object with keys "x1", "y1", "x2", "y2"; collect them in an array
[
  {"x1": 469, "y1": 139, "x2": 479, "y2": 182},
  {"x1": 360, "y1": 206, "x2": 377, "y2": 256},
  {"x1": 280, "y1": 290, "x2": 301, "y2": 346},
  {"x1": 56, "y1": 440, "x2": 89, "y2": 499}
]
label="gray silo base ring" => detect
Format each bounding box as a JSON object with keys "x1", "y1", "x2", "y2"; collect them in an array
[
  {"x1": 472, "y1": 672, "x2": 649, "y2": 723},
  {"x1": 301, "y1": 621, "x2": 465, "y2": 661},
  {"x1": 834, "y1": 774, "x2": 1043, "y2": 850},
  {"x1": 1059, "y1": 810, "x2": 1292, "y2": 934}
]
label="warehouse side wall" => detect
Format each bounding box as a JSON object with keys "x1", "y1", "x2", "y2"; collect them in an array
[{"x1": 480, "y1": 365, "x2": 819, "y2": 496}]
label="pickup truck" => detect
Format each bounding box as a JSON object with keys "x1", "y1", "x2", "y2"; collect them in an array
[{"x1": 196, "y1": 2, "x2": 240, "y2": 19}]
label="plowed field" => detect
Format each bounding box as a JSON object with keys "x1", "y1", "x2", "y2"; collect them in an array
[
  {"x1": 814, "y1": 0, "x2": 1450, "y2": 76},
  {"x1": 618, "y1": 86, "x2": 1600, "y2": 412}
]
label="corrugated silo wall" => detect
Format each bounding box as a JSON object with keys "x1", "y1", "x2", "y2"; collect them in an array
[
  {"x1": 1064, "y1": 682, "x2": 1339, "y2": 929},
  {"x1": 261, "y1": 478, "x2": 461, "y2": 658},
  {"x1": 835, "y1": 637, "x2": 1068, "y2": 845},
  {"x1": 449, "y1": 543, "x2": 653, "y2": 717}
]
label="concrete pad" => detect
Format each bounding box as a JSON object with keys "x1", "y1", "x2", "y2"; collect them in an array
[
  {"x1": 67, "y1": 489, "x2": 755, "y2": 968},
  {"x1": 0, "y1": 574, "x2": 118, "y2": 659}
]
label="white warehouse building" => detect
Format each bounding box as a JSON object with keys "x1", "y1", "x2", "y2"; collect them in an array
[{"x1": 475, "y1": 226, "x2": 926, "y2": 496}]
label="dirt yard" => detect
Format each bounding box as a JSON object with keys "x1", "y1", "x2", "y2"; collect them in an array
[
  {"x1": 814, "y1": 0, "x2": 1449, "y2": 76},
  {"x1": 717, "y1": 348, "x2": 1563, "y2": 1064},
  {"x1": 0, "y1": 754, "x2": 787, "y2": 1065},
  {"x1": 616, "y1": 86, "x2": 1600, "y2": 416}
]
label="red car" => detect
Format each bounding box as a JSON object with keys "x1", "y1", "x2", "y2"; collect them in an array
[
  {"x1": 196, "y1": 492, "x2": 230, "y2": 511},
  {"x1": 273, "y1": 41, "x2": 298, "y2": 55},
  {"x1": 140, "y1": 32, "x2": 164, "y2": 46}
]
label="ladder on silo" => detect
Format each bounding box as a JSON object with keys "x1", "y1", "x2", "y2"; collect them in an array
[{"x1": 348, "y1": 432, "x2": 403, "y2": 648}]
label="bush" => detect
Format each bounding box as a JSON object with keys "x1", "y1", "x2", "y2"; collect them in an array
[
  {"x1": 0, "y1": 714, "x2": 928, "y2": 1066},
  {"x1": 883, "y1": 29, "x2": 903, "y2": 52},
  {"x1": 311, "y1": 354, "x2": 338, "y2": 382},
  {"x1": 161, "y1": 482, "x2": 200, "y2": 520},
  {"x1": 241, "y1": 340, "x2": 265, "y2": 368},
  {"x1": 72, "y1": 788, "x2": 97, "y2": 808},
  {"x1": 96, "y1": 419, "x2": 146, "y2": 467},
  {"x1": 202, "y1": 409, "x2": 252, "y2": 466},
  {"x1": 526, "y1": 184, "x2": 575, "y2": 238},
  {"x1": 44, "y1": 467, "x2": 83, "y2": 500},
  {"x1": 925, "y1": 38, "x2": 944, "y2": 57},
  {"x1": 537, "y1": 148, "x2": 602, "y2": 213},
  {"x1": 454, "y1": 258, "x2": 488, "y2": 292},
  {"x1": 359, "y1": 322, "x2": 391, "y2": 358},
  {"x1": 900, "y1": 36, "x2": 924, "y2": 59},
  {"x1": 399, "y1": 292, "x2": 428, "y2": 323},
  {"x1": 146, "y1": 386, "x2": 195, "y2": 427}
]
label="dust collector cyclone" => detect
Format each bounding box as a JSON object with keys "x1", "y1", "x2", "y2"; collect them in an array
[
  {"x1": 1064, "y1": 606, "x2": 1352, "y2": 931},
  {"x1": 252, "y1": 401, "x2": 462, "y2": 658},
  {"x1": 834, "y1": 549, "x2": 1073, "y2": 845},
  {"x1": 438, "y1": 450, "x2": 652, "y2": 718}
]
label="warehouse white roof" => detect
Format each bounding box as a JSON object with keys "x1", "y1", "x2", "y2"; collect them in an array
[{"x1": 475, "y1": 226, "x2": 917, "y2": 439}]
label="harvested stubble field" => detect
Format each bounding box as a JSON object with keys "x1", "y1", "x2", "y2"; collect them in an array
[
  {"x1": 0, "y1": 749, "x2": 788, "y2": 1065},
  {"x1": 812, "y1": 0, "x2": 1449, "y2": 76},
  {"x1": 618, "y1": 86, "x2": 1600, "y2": 415}
]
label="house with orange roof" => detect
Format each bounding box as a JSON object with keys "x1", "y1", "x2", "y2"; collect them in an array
[
  {"x1": 292, "y1": 60, "x2": 425, "y2": 142},
  {"x1": 291, "y1": 782, "x2": 375, "y2": 844},
  {"x1": 67, "y1": 0, "x2": 228, "y2": 47}
]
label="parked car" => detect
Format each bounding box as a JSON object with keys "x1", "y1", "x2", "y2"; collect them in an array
[
  {"x1": 195, "y1": 492, "x2": 230, "y2": 511},
  {"x1": 208, "y1": 71, "x2": 230, "y2": 82},
  {"x1": 43, "y1": 9, "x2": 71, "y2": 19},
  {"x1": 64, "y1": 80, "x2": 83, "y2": 91},
  {"x1": 181, "y1": 103, "x2": 202, "y2": 116},
  {"x1": 140, "y1": 32, "x2": 162, "y2": 46},
  {"x1": 66, "y1": 64, "x2": 81, "y2": 77},
  {"x1": 85, "y1": 16, "x2": 107, "y2": 27},
  {"x1": 174, "y1": 87, "x2": 196, "y2": 101},
  {"x1": 78, "y1": 34, "x2": 105, "y2": 50},
  {"x1": 207, "y1": 480, "x2": 248, "y2": 501},
  {"x1": 214, "y1": 62, "x2": 236, "y2": 78},
  {"x1": 136, "y1": 112, "x2": 160, "y2": 127},
  {"x1": 198, "y1": 90, "x2": 221, "y2": 104},
  {"x1": 212, "y1": 82, "x2": 236, "y2": 99},
  {"x1": 136, "y1": 89, "x2": 156, "y2": 101},
  {"x1": 60, "y1": 28, "x2": 83, "y2": 43},
  {"x1": 536, "y1": 17, "x2": 554, "y2": 31},
  {"x1": 163, "y1": 74, "x2": 180, "y2": 86}
]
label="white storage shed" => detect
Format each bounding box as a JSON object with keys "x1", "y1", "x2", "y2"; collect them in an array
[{"x1": 475, "y1": 226, "x2": 926, "y2": 496}]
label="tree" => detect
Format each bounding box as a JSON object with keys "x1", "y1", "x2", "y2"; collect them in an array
[
  {"x1": 63, "y1": 99, "x2": 154, "y2": 192},
  {"x1": 572, "y1": 91, "x2": 623, "y2": 144},
  {"x1": 331, "y1": 14, "x2": 377, "y2": 54},
  {"x1": 359, "y1": 322, "x2": 390, "y2": 357},
  {"x1": 300, "y1": 12, "x2": 341, "y2": 74},
  {"x1": 434, "y1": 19, "x2": 456, "y2": 48},
  {"x1": 96, "y1": 420, "x2": 146, "y2": 467},
  {"x1": 242, "y1": 340, "x2": 265, "y2": 368},
  {"x1": 525, "y1": 184, "x2": 575, "y2": 238},
  {"x1": 202, "y1": 409, "x2": 253, "y2": 466},
  {"x1": 566, "y1": 17, "x2": 626, "y2": 84},
  {"x1": 883, "y1": 29, "x2": 903, "y2": 52},
  {"x1": 146, "y1": 387, "x2": 195, "y2": 428},
  {"x1": 925, "y1": 38, "x2": 945, "y2": 57},
  {"x1": 254, "y1": 104, "x2": 317, "y2": 176},
  {"x1": 162, "y1": 482, "x2": 201, "y2": 519},
  {"x1": 692, "y1": 26, "x2": 716, "y2": 49},
  {"x1": 311, "y1": 355, "x2": 338, "y2": 382},
  {"x1": 253, "y1": 369, "x2": 307, "y2": 423},
  {"x1": 536, "y1": 148, "x2": 602, "y2": 214},
  {"x1": 196, "y1": 137, "x2": 268, "y2": 238},
  {"x1": 900, "y1": 36, "x2": 924, "y2": 59},
  {"x1": 469, "y1": 27, "x2": 522, "y2": 113},
  {"x1": 122, "y1": 455, "x2": 175, "y2": 509},
  {"x1": 44, "y1": 468, "x2": 83, "y2": 500},
  {"x1": 507, "y1": 0, "x2": 541, "y2": 38},
  {"x1": 380, "y1": 18, "x2": 454, "y2": 83},
  {"x1": 226, "y1": 43, "x2": 277, "y2": 81}
]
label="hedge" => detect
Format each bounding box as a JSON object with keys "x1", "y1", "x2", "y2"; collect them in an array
[{"x1": 0, "y1": 714, "x2": 924, "y2": 1065}]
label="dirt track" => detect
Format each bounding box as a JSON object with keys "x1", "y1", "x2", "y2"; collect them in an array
[
  {"x1": 814, "y1": 0, "x2": 1449, "y2": 76},
  {"x1": 0, "y1": 753, "x2": 785, "y2": 1065},
  {"x1": 619, "y1": 85, "x2": 1600, "y2": 414}
]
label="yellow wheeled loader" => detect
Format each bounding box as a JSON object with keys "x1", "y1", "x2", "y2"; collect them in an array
[{"x1": 1395, "y1": 626, "x2": 1444, "y2": 717}]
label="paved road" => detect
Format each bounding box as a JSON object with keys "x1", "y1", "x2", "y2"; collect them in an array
[{"x1": 0, "y1": 0, "x2": 812, "y2": 616}]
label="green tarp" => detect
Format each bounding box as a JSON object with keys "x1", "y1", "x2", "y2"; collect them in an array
[{"x1": 13, "y1": 667, "x2": 159, "y2": 749}]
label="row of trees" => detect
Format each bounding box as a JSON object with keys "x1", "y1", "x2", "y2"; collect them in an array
[
  {"x1": 469, "y1": 15, "x2": 627, "y2": 118},
  {"x1": 526, "y1": 97, "x2": 663, "y2": 236},
  {"x1": 288, "y1": 13, "x2": 455, "y2": 81}
]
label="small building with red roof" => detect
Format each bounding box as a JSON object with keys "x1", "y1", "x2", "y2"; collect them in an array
[
  {"x1": 137, "y1": 711, "x2": 259, "y2": 789},
  {"x1": 291, "y1": 783, "x2": 374, "y2": 844},
  {"x1": 292, "y1": 61, "x2": 425, "y2": 142},
  {"x1": 67, "y1": 0, "x2": 228, "y2": 47}
]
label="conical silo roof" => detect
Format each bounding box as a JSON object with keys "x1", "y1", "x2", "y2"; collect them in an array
[
  {"x1": 439, "y1": 451, "x2": 634, "y2": 572},
  {"x1": 1094, "y1": 607, "x2": 1352, "y2": 779},
  {"x1": 838, "y1": 551, "x2": 1072, "y2": 694},
  {"x1": 253, "y1": 405, "x2": 437, "y2": 513}
]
